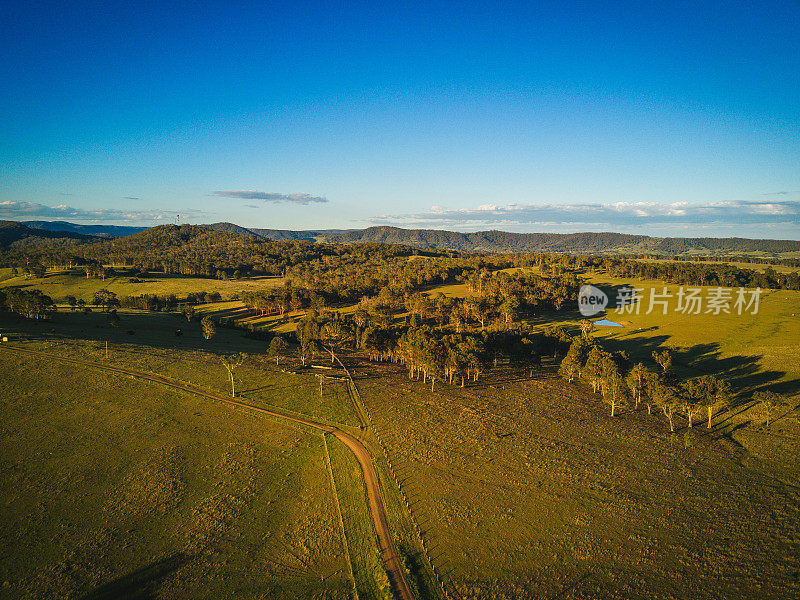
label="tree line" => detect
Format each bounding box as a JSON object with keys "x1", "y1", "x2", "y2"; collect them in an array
[{"x1": 559, "y1": 336, "x2": 741, "y2": 431}]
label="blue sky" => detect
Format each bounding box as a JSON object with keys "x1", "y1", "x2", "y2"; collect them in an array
[{"x1": 1, "y1": 1, "x2": 799, "y2": 238}]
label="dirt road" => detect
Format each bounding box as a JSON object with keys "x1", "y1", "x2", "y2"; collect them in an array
[{"x1": 0, "y1": 344, "x2": 415, "y2": 600}]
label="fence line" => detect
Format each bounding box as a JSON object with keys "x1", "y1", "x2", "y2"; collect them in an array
[{"x1": 331, "y1": 350, "x2": 455, "y2": 600}]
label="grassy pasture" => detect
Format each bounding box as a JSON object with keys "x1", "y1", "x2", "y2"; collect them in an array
[
  {"x1": 584, "y1": 275, "x2": 800, "y2": 392},
  {"x1": 0, "y1": 271, "x2": 285, "y2": 302},
  {"x1": 192, "y1": 299, "x2": 362, "y2": 336},
  {"x1": 3, "y1": 263, "x2": 800, "y2": 600},
  {"x1": 355, "y1": 361, "x2": 800, "y2": 600},
  {"x1": 424, "y1": 272, "x2": 800, "y2": 396},
  {"x1": 0, "y1": 309, "x2": 361, "y2": 429},
  {"x1": 634, "y1": 257, "x2": 800, "y2": 274},
  {"x1": 0, "y1": 351, "x2": 355, "y2": 600},
  {"x1": 326, "y1": 435, "x2": 394, "y2": 600}
]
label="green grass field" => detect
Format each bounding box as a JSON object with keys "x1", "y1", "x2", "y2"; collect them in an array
[
  {"x1": 355, "y1": 361, "x2": 800, "y2": 600},
  {"x1": 0, "y1": 308, "x2": 362, "y2": 429},
  {"x1": 3, "y1": 264, "x2": 800, "y2": 600},
  {"x1": 326, "y1": 435, "x2": 394, "y2": 600},
  {"x1": 584, "y1": 275, "x2": 800, "y2": 391},
  {"x1": 0, "y1": 271, "x2": 285, "y2": 302},
  {"x1": 0, "y1": 351, "x2": 356, "y2": 600},
  {"x1": 424, "y1": 273, "x2": 800, "y2": 397},
  {"x1": 635, "y1": 257, "x2": 800, "y2": 275}
]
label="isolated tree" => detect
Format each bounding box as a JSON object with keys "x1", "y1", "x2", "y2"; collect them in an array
[
  {"x1": 579, "y1": 319, "x2": 596, "y2": 338},
  {"x1": 183, "y1": 305, "x2": 195, "y2": 322},
  {"x1": 685, "y1": 374, "x2": 732, "y2": 429},
  {"x1": 709, "y1": 378, "x2": 732, "y2": 428},
  {"x1": 65, "y1": 295, "x2": 77, "y2": 311},
  {"x1": 221, "y1": 353, "x2": 247, "y2": 398},
  {"x1": 652, "y1": 349, "x2": 673, "y2": 375},
  {"x1": 92, "y1": 288, "x2": 117, "y2": 312},
  {"x1": 321, "y1": 319, "x2": 346, "y2": 363},
  {"x1": 680, "y1": 380, "x2": 703, "y2": 428},
  {"x1": 649, "y1": 376, "x2": 680, "y2": 432},
  {"x1": 201, "y1": 316, "x2": 216, "y2": 340},
  {"x1": 353, "y1": 307, "x2": 371, "y2": 343},
  {"x1": 754, "y1": 390, "x2": 791, "y2": 427},
  {"x1": 267, "y1": 336, "x2": 289, "y2": 365}
]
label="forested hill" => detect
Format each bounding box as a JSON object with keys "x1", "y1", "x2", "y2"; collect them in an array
[
  {"x1": 324, "y1": 226, "x2": 800, "y2": 255},
  {"x1": 250, "y1": 228, "x2": 354, "y2": 241},
  {"x1": 10, "y1": 220, "x2": 800, "y2": 255},
  {"x1": 200, "y1": 223, "x2": 353, "y2": 242},
  {"x1": 0, "y1": 221, "x2": 97, "y2": 248},
  {"x1": 326, "y1": 227, "x2": 645, "y2": 252},
  {"x1": 22, "y1": 221, "x2": 147, "y2": 238}
]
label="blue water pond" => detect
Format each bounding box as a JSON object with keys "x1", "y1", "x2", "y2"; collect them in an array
[{"x1": 593, "y1": 319, "x2": 624, "y2": 327}]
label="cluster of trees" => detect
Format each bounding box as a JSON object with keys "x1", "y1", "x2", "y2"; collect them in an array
[
  {"x1": 631, "y1": 254, "x2": 800, "y2": 269},
  {"x1": 395, "y1": 327, "x2": 486, "y2": 389},
  {"x1": 575, "y1": 255, "x2": 800, "y2": 290},
  {"x1": 0, "y1": 288, "x2": 55, "y2": 319},
  {"x1": 559, "y1": 339, "x2": 732, "y2": 431},
  {"x1": 290, "y1": 255, "x2": 466, "y2": 302},
  {"x1": 466, "y1": 269, "x2": 581, "y2": 314},
  {"x1": 240, "y1": 285, "x2": 325, "y2": 317},
  {"x1": 119, "y1": 291, "x2": 222, "y2": 312}
]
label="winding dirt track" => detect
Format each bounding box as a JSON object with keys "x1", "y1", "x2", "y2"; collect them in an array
[{"x1": 0, "y1": 345, "x2": 415, "y2": 600}]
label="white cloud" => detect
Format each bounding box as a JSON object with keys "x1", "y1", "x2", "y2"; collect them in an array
[
  {"x1": 371, "y1": 199, "x2": 800, "y2": 232},
  {"x1": 0, "y1": 201, "x2": 204, "y2": 223},
  {"x1": 213, "y1": 190, "x2": 327, "y2": 204}
]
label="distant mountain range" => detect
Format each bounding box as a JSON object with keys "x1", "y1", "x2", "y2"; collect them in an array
[
  {"x1": 201, "y1": 222, "x2": 353, "y2": 241},
  {"x1": 1, "y1": 221, "x2": 98, "y2": 248},
  {"x1": 4, "y1": 220, "x2": 800, "y2": 256},
  {"x1": 321, "y1": 226, "x2": 800, "y2": 255},
  {"x1": 22, "y1": 221, "x2": 148, "y2": 238}
]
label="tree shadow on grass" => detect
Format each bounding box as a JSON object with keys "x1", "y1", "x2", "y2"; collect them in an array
[
  {"x1": 597, "y1": 334, "x2": 800, "y2": 399},
  {"x1": 0, "y1": 309, "x2": 273, "y2": 359},
  {"x1": 78, "y1": 552, "x2": 190, "y2": 600}
]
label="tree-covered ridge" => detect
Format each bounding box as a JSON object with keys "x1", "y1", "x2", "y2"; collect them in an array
[
  {"x1": 325, "y1": 226, "x2": 800, "y2": 255},
  {"x1": 0, "y1": 221, "x2": 97, "y2": 248},
  {"x1": 5, "y1": 220, "x2": 800, "y2": 258},
  {"x1": 575, "y1": 254, "x2": 800, "y2": 290}
]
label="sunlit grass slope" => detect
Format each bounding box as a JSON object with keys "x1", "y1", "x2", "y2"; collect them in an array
[{"x1": 0, "y1": 351, "x2": 355, "y2": 599}]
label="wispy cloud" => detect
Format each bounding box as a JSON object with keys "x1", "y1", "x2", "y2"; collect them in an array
[
  {"x1": 0, "y1": 201, "x2": 204, "y2": 223},
  {"x1": 761, "y1": 190, "x2": 799, "y2": 197},
  {"x1": 213, "y1": 190, "x2": 328, "y2": 204},
  {"x1": 123, "y1": 196, "x2": 141, "y2": 200},
  {"x1": 372, "y1": 200, "x2": 800, "y2": 231}
]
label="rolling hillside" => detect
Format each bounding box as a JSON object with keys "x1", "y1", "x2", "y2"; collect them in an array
[
  {"x1": 9, "y1": 220, "x2": 800, "y2": 256},
  {"x1": 325, "y1": 226, "x2": 800, "y2": 255},
  {"x1": 22, "y1": 221, "x2": 148, "y2": 238},
  {"x1": 0, "y1": 221, "x2": 97, "y2": 248}
]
